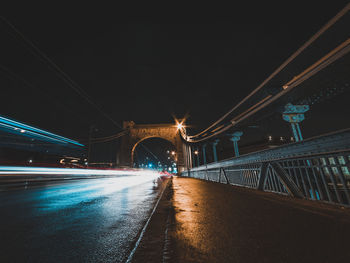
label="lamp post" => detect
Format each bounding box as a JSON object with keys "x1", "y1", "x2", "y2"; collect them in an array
[
  {"x1": 230, "y1": 131, "x2": 243, "y2": 157},
  {"x1": 282, "y1": 103, "x2": 309, "y2": 142},
  {"x1": 202, "y1": 144, "x2": 207, "y2": 165},
  {"x1": 212, "y1": 139, "x2": 220, "y2": 162}
]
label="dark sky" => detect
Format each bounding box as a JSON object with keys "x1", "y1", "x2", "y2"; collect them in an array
[{"x1": 1, "y1": 2, "x2": 349, "y2": 142}]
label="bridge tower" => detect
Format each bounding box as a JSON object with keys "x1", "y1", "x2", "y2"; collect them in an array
[
  {"x1": 117, "y1": 121, "x2": 186, "y2": 172},
  {"x1": 282, "y1": 103, "x2": 309, "y2": 142}
]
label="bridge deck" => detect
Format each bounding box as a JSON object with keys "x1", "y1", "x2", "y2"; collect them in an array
[{"x1": 134, "y1": 176, "x2": 350, "y2": 263}]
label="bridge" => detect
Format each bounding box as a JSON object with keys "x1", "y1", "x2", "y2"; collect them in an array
[
  {"x1": 1, "y1": 3, "x2": 350, "y2": 263},
  {"x1": 182, "y1": 128, "x2": 350, "y2": 206},
  {"x1": 117, "y1": 121, "x2": 186, "y2": 172}
]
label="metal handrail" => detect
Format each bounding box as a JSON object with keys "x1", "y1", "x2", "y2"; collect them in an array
[
  {"x1": 182, "y1": 129, "x2": 350, "y2": 206},
  {"x1": 189, "y1": 128, "x2": 350, "y2": 171}
]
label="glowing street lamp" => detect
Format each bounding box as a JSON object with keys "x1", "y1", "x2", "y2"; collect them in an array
[
  {"x1": 176, "y1": 123, "x2": 184, "y2": 130},
  {"x1": 194, "y1": 149, "x2": 200, "y2": 167}
]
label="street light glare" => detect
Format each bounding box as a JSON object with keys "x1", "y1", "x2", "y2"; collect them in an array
[{"x1": 177, "y1": 123, "x2": 184, "y2": 130}]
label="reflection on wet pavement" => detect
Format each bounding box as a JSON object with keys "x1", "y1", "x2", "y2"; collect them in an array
[
  {"x1": 171, "y1": 176, "x2": 350, "y2": 263},
  {"x1": 0, "y1": 174, "x2": 162, "y2": 263}
]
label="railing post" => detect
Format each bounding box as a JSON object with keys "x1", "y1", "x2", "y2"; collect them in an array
[
  {"x1": 202, "y1": 144, "x2": 207, "y2": 165},
  {"x1": 183, "y1": 143, "x2": 187, "y2": 170},
  {"x1": 191, "y1": 147, "x2": 195, "y2": 168},
  {"x1": 282, "y1": 103, "x2": 309, "y2": 142},
  {"x1": 184, "y1": 143, "x2": 189, "y2": 170},
  {"x1": 212, "y1": 139, "x2": 220, "y2": 162},
  {"x1": 257, "y1": 163, "x2": 269, "y2": 190},
  {"x1": 187, "y1": 144, "x2": 192, "y2": 176},
  {"x1": 230, "y1": 131, "x2": 243, "y2": 157},
  {"x1": 270, "y1": 162, "x2": 304, "y2": 198},
  {"x1": 188, "y1": 145, "x2": 193, "y2": 169},
  {"x1": 221, "y1": 167, "x2": 229, "y2": 184}
]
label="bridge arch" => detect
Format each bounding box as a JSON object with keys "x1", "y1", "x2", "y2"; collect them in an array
[
  {"x1": 131, "y1": 136, "x2": 176, "y2": 166},
  {"x1": 117, "y1": 121, "x2": 186, "y2": 172},
  {"x1": 131, "y1": 136, "x2": 178, "y2": 170}
]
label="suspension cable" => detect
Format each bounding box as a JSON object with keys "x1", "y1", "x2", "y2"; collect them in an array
[
  {"x1": 187, "y1": 3, "x2": 350, "y2": 140},
  {"x1": 185, "y1": 37, "x2": 350, "y2": 143}
]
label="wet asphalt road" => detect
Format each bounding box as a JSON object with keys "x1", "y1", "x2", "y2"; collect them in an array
[{"x1": 0, "y1": 175, "x2": 163, "y2": 263}]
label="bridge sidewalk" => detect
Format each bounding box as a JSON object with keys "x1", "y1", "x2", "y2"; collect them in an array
[{"x1": 133, "y1": 176, "x2": 350, "y2": 263}]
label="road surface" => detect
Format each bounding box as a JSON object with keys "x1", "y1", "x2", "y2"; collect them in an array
[{"x1": 0, "y1": 174, "x2": 165, "y2": 262}]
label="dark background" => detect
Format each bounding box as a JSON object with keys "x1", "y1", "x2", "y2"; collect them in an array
[{"x1": 1, "y1": 2, "x2": 350, "y2": 163}]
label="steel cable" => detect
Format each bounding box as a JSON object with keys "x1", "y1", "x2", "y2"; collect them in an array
[{"x1": 187, "y1": 3, "x2": 350, "y2": 141}]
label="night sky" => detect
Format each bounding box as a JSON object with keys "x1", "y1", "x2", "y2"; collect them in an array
[{"x1": 1, "y1": 2, "x2": 349, "y2": 145}]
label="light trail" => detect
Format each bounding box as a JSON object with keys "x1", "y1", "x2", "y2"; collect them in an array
[
  {"x1": 0, "y1": 166, "x2": 168, "y2": 262},
  {"x1": 0, "y1": 115, "x2": 84, "y2": 146},
  {"x1": 0, "y1": 166, "x2": 160, "y2": 177},
  {"x1": 0, "y1": 122, "x2": 74, "y2": 145}
]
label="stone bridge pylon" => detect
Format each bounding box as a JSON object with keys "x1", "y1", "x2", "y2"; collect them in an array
[{"x1": 117, "y1": 121, "x2": 186, "y2": 172}]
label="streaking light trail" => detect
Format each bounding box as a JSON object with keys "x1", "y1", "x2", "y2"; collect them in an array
[
  {"x1": 0, "y1": 166, "x2": 160, "y2": 177},
  {"x1": 0, "y1": 115, "x2": 84, "y2": 147}
]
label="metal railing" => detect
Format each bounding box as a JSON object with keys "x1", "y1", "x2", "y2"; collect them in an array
[{"x1": 181, "y1": 129, "x2": 350, "y2": 206}]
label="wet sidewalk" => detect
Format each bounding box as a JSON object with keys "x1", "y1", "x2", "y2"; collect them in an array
[
  {"x1": 170, "y1": 176, "x2": 350, "y2": 262},
  {"x1": 132, "y1": 176, "x2": 350, "y2": 262}
]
